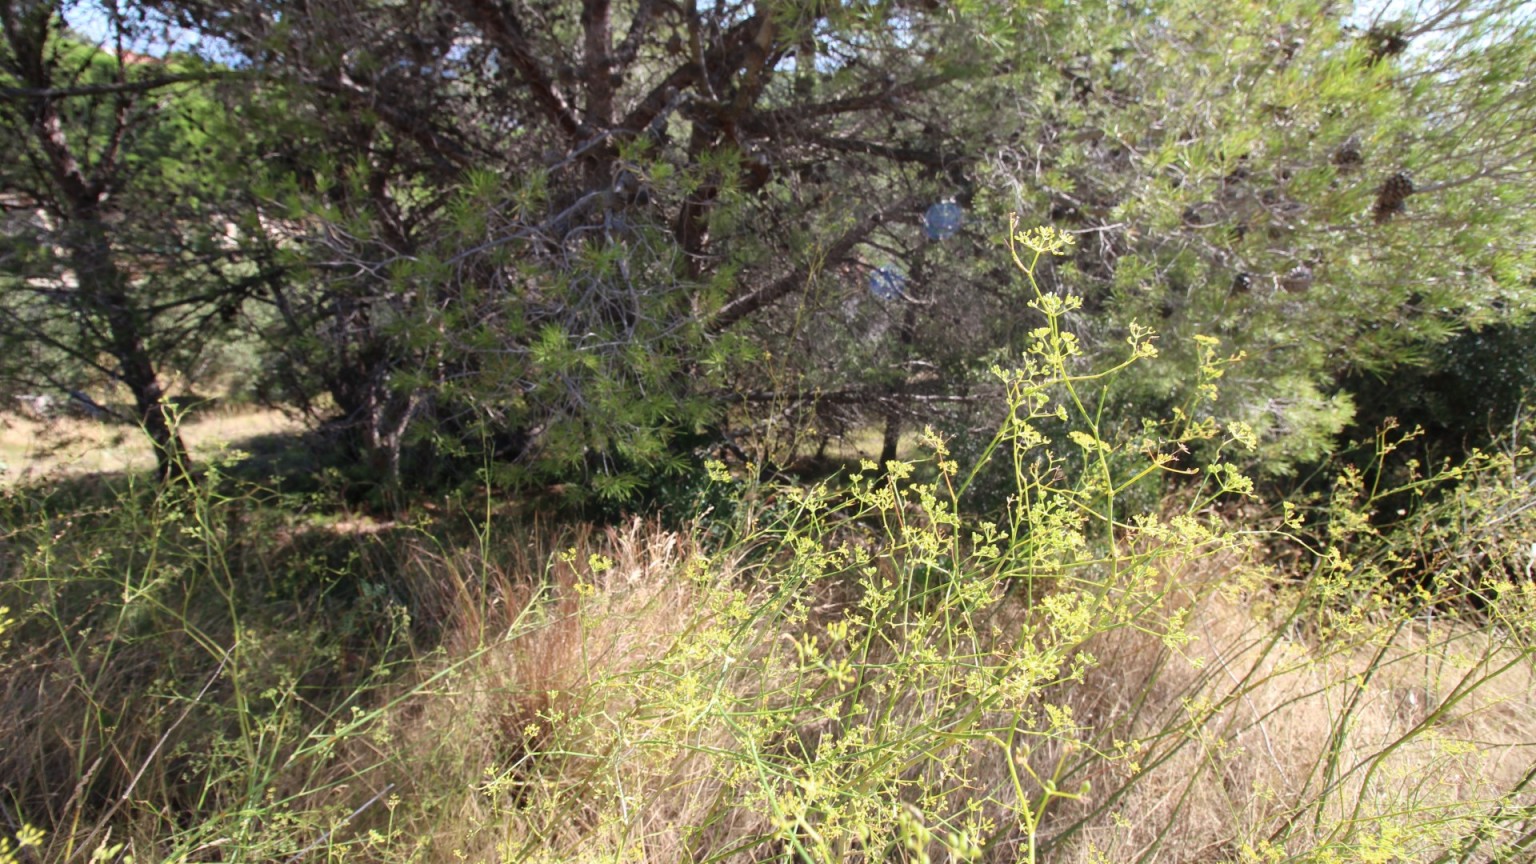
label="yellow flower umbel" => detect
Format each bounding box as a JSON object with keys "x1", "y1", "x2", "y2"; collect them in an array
[{"x1": 0, "y1": 824, "x2": 44, "y2": 864}]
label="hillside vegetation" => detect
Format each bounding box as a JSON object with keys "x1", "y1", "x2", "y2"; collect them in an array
[
  {"x1": 4, "y1": 229, "x2": 1535, "y2": 862},
  {"x1": 3, "y1": 0, "x2": 1536, "y2": 861}
]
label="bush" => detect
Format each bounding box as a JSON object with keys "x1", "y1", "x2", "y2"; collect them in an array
[
  {"x1": 1344, "y1": 317, "x2": 1536, "y2": 460},
  {"x1": 1, "y1": 224, "x2": 1532, "y2": 863}
]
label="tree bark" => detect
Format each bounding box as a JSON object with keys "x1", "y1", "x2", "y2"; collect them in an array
[{"x1": 68, "y1": 217, "x2": 190, "y2": 483}]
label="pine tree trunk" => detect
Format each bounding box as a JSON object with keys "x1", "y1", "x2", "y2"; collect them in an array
[{"x1": 70, "y1": 219, "x2": 190, "y2": 483}]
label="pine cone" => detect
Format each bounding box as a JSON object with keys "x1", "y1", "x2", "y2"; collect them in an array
[
  {"x1": 1363, "y1": 25, "x2": 1409, "y2": 64},
  {"x1": 1280, "y1": 263, "x2": 1313, "y2": 294},
  {"x1": 1333, "y1": 135, "x2": 1363, "y2": 171},
  {"x1": 1373, "y1": 170, "x2": 1414, "y2": 224}
]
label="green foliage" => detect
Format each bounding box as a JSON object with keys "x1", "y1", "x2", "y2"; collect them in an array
[
  {"x1": 960, "y1": 0, "x2": 1536, "y2": 476},
  {"x1": 1345, "y1": 317, "x2": 1536, "y2": 459},
  {"x1": 1, "y1": 8, "x2": 270, "y2": 477},
  {"x1": 8, "y1": 0, "x2": 1536, "y2": 495},
  {"x1": 4, "y1": 225, "x2": 1533, "y2": 864},
  {"x1": 0, "y1": 457, "x2": 417, "y2": 861},
  {"x1": 0, "y1": 27, "x2": 253, "y2": 371}
]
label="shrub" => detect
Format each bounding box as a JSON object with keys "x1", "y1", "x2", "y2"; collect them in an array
[{"x1": 1, "y1": 224, "x2": 1531, "y2": 863}]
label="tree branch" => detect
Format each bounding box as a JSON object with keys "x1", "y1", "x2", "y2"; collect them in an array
[
  {"x1": 314, "y1": 75, "x2": 474, "y2": 168},
  {"x1": 447, "y1": 0, "x2": 583, "y2": 139},
  {"x1": 727, "y1": 10, "x2": 777, "y2": 116},
  {"x1": 728, "y1": 386, "x2": 977, "y2": 406},
  {"x1": 618, "y1": 63, "x2": 699, "y2": 132},
  {"x1": 708, "y1": 194, "x2": 918, "y2": 332},
  {"x1": 581, "y1": 0, "x2": 614, "y2": 126},
  {"x1": 612, "y1": 0, "x2": 659, "y2": 67},
  {"x1": 0, "y1": 72, "x2": 233, "y2": 100},
  {"x1": 739, "y1": 72, "x2": 960, "y2": 136},
  {"x1": 801, "y1": 134, "x2": 953, "y2": 168}
]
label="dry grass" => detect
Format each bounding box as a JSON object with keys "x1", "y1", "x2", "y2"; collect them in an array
[
  {"x1": 1039, "y1": 553, "x2": 1536, "y2": 863},
  {"x1": 376, "y1": 520, "x2": 784, "y2": 864},
  {"x1": 339, "y1": 532, "x2": 1536, "y2": 864},
  {"x1": 0, "y1": 402, "x2": 302, "y2": 479},
  {"x1": 4, "y1": 400, "x2": 1533, "y2": 862},
  {"x1": 5, "y1": 499, "x2": 1535, "y2": 863},
  {"x1": 0, "y1": 406, "x2": 299, "y2": 482}
]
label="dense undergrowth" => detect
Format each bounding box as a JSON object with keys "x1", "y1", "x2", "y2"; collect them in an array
[{"x1": 2, "y1": 226, "x2": 1534, "y2": 863}]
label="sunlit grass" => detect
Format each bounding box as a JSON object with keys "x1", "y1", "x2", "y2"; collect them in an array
[{"x1": 0, "y1": 406, "x2": 298, "y2": 483}]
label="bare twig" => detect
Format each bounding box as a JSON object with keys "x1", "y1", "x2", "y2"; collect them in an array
[
  {"x1": 71, "y1": 655, "x2": 229, "y2": 862},
  {"x1": 0, "y1": 72, "x2": 235, "y2": 100}
]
